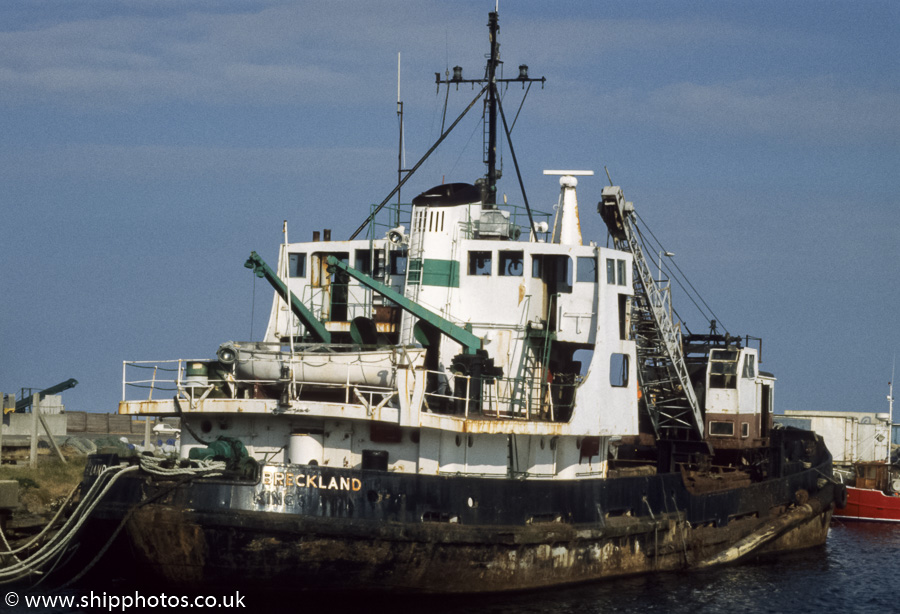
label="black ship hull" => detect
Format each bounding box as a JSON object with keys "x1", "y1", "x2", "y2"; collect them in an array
[{"x1": 83, "y1": 427, "x2": 837, "y2": 593}]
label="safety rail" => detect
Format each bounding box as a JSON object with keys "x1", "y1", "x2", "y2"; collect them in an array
[
  {"x1": 122, "y1": 358, "x2": 396, "y2": 406},
  {"x1": 365, "y1": 201, "x2": 412, "y2": 242},
  {"x1": 364, "y1": 200, "x2": 553, "y2": 243},
  {"x1": 122, "y1": 359, "x2": 189, "y2": 401},
  {"x1": 423, "y1": 369, "x2": 580, "y2": 423},
  {"x1": 123, "y1": 357, "x2": 579, "y2": 424}
]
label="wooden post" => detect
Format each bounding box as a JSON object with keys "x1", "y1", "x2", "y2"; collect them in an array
[
  {"x1": 30, "y1": 394, "x2": 39, "y2": 468},
  {"x1": 144, "y1": 415, "x2": 152, "y2": 451},
  {"x1": 37, "y1": 407, "x2": 66, "y2": 464}
]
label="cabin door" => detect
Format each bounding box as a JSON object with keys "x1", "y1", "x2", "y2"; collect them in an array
[
  {"x1": 312, "y1": 251, "x2": 349, "y2": 322},
  {"x1": 760, "y1": 383, "x2": 772, "y2": 438},
  {"x1": 534, "y1": 255, "x2": 572, "y2": 331}
]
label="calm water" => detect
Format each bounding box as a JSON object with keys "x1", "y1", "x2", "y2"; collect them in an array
[{"x1": 22, "y1": 520, "x2": 900, "y2": 613}]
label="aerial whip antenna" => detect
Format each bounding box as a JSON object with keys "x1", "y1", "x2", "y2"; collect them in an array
[{"x1": 396, "y1": 52, "x2": 408, "y2": 220}]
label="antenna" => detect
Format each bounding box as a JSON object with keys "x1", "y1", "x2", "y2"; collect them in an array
[
  {"x1": 396, "y1": 52, "x2": 408, "y2": 220},
  {"x1": 435, "y1": 11, "x2": 545, "y2": 205},
  {"x1": 890, "y1": 355, "x2": 896, "y2": 420}
]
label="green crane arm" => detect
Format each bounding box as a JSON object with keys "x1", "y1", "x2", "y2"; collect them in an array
[
  {"x1": 325, "y1": 255, "x2": 481, "y2": 354},
  {"x1": 244, "y1": 251, "x2": 331, "y2": 343},
  {"x1": 14, "y1": 378, "x2": 78, "y2": 413}
]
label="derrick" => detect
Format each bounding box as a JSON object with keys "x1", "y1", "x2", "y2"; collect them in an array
[{"x1": 599, "y1": 186, "x2": 711, "y2": 457}]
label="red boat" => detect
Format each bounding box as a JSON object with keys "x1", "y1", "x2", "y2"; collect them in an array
[
  {"x1": 835, "y1": 461, "x2": 900, "y2": 522},
  {"x1": 835, "y1": 373, "x2": 898, "y2": 522}
]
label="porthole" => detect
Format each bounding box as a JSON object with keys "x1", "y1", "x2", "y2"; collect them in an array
[{"x1": 455, "y1": 435, "x2": 462, "y2": 447}]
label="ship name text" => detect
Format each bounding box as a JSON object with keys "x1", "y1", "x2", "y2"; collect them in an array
[{"x1": 261, "y1": 470, "x2": 362, "y2": 492}]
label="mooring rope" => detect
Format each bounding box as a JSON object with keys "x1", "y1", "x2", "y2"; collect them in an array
[
  {"x1": 61, "y1": 456, "x2": 226, "y2": 588},
  {"x1": 139, "y1": 455, "x2": 226, "y2": 477},
  {"x1": 0, "y1": 454, "x2": 227, "y2": 586},
  {"x1": 0, "y1": 463, "x2": 139, "y2": 584}
]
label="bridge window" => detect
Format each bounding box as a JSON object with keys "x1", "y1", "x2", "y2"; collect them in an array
[
  {"x1": 288, "y1": 253, "x2": 306, "y2": 278},
  {"x1": 709, "y1": 349, "x2": 739, "y2": 389},
  {"x1": 499, "y1": 251, "x2": 524, "y2": 276},
  {"x1": 606, "y1": 258, "x2": 627, "y2": 286},
  {"x1": 355, "y1": 249, "x2": 384, "y2": 277},
  {"x1": 577, "y1": 257, "x2": 597, "y2": 283},
  {"x1": 742, "y1": 354, "x2": 756, "y2": 379},
  {"x1": 609, "y1": 353, "x2": 629, "y2": 387},
  {"x1": 468, "y1": 251, "x2": 492, "y2": 276},
  {"x1": 709, "y1": 421, "x2": 735, "y2": 436}
]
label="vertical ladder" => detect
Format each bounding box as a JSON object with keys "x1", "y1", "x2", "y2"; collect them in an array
[
  {"x1": 510, "y1": 322, "x2": 554, "y2": 420},
  {"x1": 399, "y1": 207, "x2": 427, "y2": 344}
]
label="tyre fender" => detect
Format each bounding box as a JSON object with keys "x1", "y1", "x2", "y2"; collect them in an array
[{"x1": 834, "y1": 484, "x2": 848, "y2": 509}]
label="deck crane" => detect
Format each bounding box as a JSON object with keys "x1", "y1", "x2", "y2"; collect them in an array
[{"x1": 599, "y1": 186, "x2": 712, "y2": 467}]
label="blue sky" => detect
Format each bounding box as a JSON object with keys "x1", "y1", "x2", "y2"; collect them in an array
[{"x1": 1, "y1": 0, "x2": 898, "y2": 417}]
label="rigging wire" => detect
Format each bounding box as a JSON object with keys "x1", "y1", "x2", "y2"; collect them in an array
[
  {"x1": 495, "y1": 84, "x2": 538, "y2": 239},
  {"x1": 440, "y1": 70, "x2": 450, "y2": 134},
  {"x1": 441, "y1": 29, "x2": 449, "y2": 132},
  {"x1": 509, "y1": 81, "x2": 533, "y2": 133},
  {"x1": 447, "y1": 115, "x2": 485, "y2": 180},
  {"x1": 632, "y1": 212, "x2": 729, "y2": 335},
  {"x1": 631, "y1": 223, "x2": 712, "y2": 332},
  {"x1": 349, "y1": 84, "x2": 488, "y2": 240}
]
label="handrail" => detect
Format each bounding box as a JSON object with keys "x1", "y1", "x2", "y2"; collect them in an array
[{"x1": 122, "y1": 358, "x2": 579, "y2": 424}]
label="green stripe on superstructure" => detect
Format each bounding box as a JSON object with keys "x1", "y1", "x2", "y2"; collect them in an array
[{"x1": 421, "y1": 259, "x2": 459, "y2": 288}]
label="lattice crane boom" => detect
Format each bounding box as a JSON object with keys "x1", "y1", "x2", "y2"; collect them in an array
[{"x1": 599, "y1": 186, "x2": 708, "y2": 449}]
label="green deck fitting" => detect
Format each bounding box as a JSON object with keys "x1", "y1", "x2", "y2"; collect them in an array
[
  {"x1": 245, "y1": 251, "x2": 331, "y2": 343},
  {"x1": 325, "y1": 255, "x2": 481, "y2": 353}
]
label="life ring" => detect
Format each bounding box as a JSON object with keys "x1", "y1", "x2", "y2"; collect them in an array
[{"x1": 834, "y1": 484, "x2": 848, "y2": 509}]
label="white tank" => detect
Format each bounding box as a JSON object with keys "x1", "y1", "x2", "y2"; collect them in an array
[{"x1": 289, "y1": 433, "x2": 324, "y2": 465}]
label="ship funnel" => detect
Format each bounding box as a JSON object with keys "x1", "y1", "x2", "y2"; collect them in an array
[{"x1": 544, "y1": 170, "x2": 593, "y2": 245}]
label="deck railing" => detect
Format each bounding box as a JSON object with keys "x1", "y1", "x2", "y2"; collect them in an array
[{"x1": 123, "y1": 356, "x2": 579, "y2": 424}]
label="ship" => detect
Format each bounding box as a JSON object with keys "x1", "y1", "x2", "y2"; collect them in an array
[
  {"x1": 833, "y1": 375, "x2": 898, "y2": 522},
  {"x1": 80, "y1": 10, "x2": 841, "y2": 593}
]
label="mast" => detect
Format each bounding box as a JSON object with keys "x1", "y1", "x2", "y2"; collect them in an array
[
  {"x1": 888, "y1": 358, "x2": 895, "y2": 466},
  {"x1": 396, "y1": 52, "x2": 407, "y2": 224},
  {"x1": 434, "y1": 11, "x2": 545, "y2": 205},
  {"x1": 485, "y1": 11, "x2": 499, "y2": 205}
]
